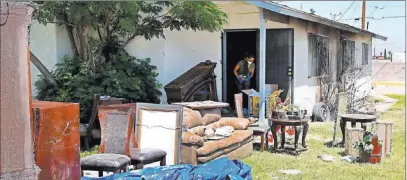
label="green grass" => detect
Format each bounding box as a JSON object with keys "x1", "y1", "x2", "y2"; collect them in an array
[
  {"x1": 374, "y1": 97, "x2": 386, "y2": 104},
  {"x1": 80, "y1": 146, "x2": 99, "y2": 158},
  {"x1": 385, "y1": 94, "x2": 406, "y2": 111},
  {"x1": 243, "y1": 95, "x2": 406, "y2": 180}
]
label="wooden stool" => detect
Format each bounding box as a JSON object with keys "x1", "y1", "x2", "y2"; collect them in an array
[{"x1": 251, "y1": 126, "x2": 269, "y2": 152}]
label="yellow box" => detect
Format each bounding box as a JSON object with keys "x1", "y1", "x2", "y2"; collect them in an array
[
  {"x1": 243, "y1": 84, "x2": 278, "y2": 117},
  {"x1": 251, "y1": 96, "x2": 260, "y2": 116}
]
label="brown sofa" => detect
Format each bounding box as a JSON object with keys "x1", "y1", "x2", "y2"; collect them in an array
[{"x1": 181, "y1": 108, "x2": 253, "y2": 165}]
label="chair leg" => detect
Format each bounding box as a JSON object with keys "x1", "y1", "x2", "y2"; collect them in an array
[
  {"x1": 113, "y1": 168, "x2": 121, "y2": 174},
  {"x1": 135, "y1": 163, "x2": 144, "y2": 169},
  {"x1": 260, "y1": 134, "x2": 265, "y2": 152},
  {"x1": 160, "y1": 156, "x2": 166, "y2": 166},
  {"x1": 98, "y1": 170, "x2": 103, "y2": 177},
  {"x1": 84, "y1": 136, "x2": 90, "y2": 150},
  {"x1": 123, "y1": 163, "x2": 129, "y2": 172}
]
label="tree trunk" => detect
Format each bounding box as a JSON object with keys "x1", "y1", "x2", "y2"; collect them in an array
[
  {"x1": 62, "y1": 14, "x2": 79, "y2": 58},
  {"x1": 76, "y1": 24, "x2": 90, "y2": 60}
]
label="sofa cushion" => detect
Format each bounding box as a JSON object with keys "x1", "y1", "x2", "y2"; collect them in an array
[
  {"x1": 206, "y1": 118, "x2": 250, "y2": 130},
  {"x1": 202, "y1": 114, "x2": 221, "y2": 125},
  {"x1": 183, "y1": 108, "x2": 204, "y2": 128},
  {"x1": 196, "y1": 129, "x2": 253, "y2": 156},
  {"x1": 197, "y1": 137, "x2": 253, "y2": 163},
  {"x1": 182, "y1": 132, "x2": 204, "y2": 147}
]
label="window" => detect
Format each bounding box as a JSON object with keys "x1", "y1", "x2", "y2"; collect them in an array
[
  {"x1": 308, "y1": 34, "x2": 330, "y2": 78},
  {"x1": 362, "y1": 43, "x2": 369, "y2": 65},
  {"x1": 339, "y1": 40, "x2": 355, "y2": 76}
]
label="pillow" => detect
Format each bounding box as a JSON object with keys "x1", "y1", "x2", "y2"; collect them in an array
[
  {"x1": 218, "y1": 118, "x2": 250, "y2": 130},
  {"x1": 202, "y1": 114, "x2": 221, "y2": 125},
  {"x1": 182, "y1": 108, "x2": 204, "y2": 128},
  {"x1": 188, "y1": 126, "x2": 206, "y2": 136},
  {"x1": 215, "y1": 126, "x2": 234, "y2": 137}
]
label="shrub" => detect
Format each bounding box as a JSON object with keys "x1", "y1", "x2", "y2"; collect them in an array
[{"x1": 35, "y1": 50, "x2": 162, "y2": 121}]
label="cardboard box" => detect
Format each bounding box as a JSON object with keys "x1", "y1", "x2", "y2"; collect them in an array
[{"x1": 242, "y1": 84, "x2": 278, "y2": 117}]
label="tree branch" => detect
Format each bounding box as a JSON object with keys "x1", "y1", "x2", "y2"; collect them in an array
[
  {"x1": 122, "y1": 5, "x2": 177, "y2": 48},
  {"x1": 30, "y1": 51, "x2": 58, "y2": 88}
]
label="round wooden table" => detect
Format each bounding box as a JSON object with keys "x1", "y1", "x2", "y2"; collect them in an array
[
  {"x1": 268, "y1": 118, "x2": 310, "y2": 150},
  {"x1": 339, "y1": 114, "x2": 377, "y2": 144}
]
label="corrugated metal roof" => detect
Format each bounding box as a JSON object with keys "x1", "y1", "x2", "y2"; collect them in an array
[{"x1": 245, "y1": 1, "x2": 388, "y2": 41}]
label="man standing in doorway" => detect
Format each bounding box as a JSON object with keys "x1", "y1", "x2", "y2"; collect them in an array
[{"x1": 234, "y1": 52, "x2": 255, "y2": 92}]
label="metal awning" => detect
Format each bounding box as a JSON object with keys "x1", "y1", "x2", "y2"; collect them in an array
[{"x1": 245, "y1": 1, "x2": 388, "y2": 41}]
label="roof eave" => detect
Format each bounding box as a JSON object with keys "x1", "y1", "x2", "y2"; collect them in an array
[{"x1": 245, "y1": 1, "x2": 388, "y2": 41}]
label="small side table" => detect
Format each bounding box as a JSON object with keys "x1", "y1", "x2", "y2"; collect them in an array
[
  {"x1": 268, "y1": 118, "x2": 309, "y2": 150},
  {"x1": 250, "y1": 125, "x2": 269, "y2": 152},
  {"x1": 339, "y1": 114, "x2": 377, "y2": 144}
]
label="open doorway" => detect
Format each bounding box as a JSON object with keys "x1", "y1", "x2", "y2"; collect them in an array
[{"x1": 223, "y1": 30, "x2": 258, "y2": 108}]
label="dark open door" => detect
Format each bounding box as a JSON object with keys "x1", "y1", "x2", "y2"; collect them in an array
[{"x1": 265, "y1": 29, "x2": 294, "y2": 101}]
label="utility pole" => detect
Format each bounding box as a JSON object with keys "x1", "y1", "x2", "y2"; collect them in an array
[
  {"x1": 361, "y1": 0, "x2": 366, "y2": 30},
  {"x1": 330, "y1": 13, "x2": 342, "y2": 21}
]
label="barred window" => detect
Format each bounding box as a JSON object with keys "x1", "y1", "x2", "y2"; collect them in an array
[
  {"x1": 339, "y1": 40, "x2": 355, "y2": 75},
  {"x1": 362, "y1": 43, "x2": 369, "y2": 65},
  {"x1": 308, "y1": 34, "x2": 330, "y2": 78}
]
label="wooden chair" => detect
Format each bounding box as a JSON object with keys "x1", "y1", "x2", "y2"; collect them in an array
[
  {"x1": 98, "y1": 104, "x2": 167, "y2": 170},
  {"x1": 80, "y1": 94, "x2": 101, "y2": 150},
  {"x1": 80, "y1": 94, "x2": 127, "y2": 150},
  {"x1": 80, "y1": 110, "x2": 133, "y2": 177}
]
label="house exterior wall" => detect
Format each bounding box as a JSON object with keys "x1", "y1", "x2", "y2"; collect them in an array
[
  {"x1": 29, "y1": 20, "x2": 72, "y2": 96},
  {"x1": 29, "y1": 1, "x2": 373, "y2": 113}
]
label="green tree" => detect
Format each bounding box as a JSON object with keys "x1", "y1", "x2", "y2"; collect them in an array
[{"x1": 33, "y1": 1, "x2": 227, "y2": 62}]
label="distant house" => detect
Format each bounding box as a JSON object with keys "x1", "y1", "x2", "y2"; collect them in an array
[{"x1": 29, "y1": 1, "x2": 387, "y2": 120}]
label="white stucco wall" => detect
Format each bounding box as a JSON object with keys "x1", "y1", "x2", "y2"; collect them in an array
[
  {"x1": 29, "y1": 20, "x2": 72, "y2": 96},
  {"x1": 29, "y1": 1, "x2": 374, "y2": 113}
]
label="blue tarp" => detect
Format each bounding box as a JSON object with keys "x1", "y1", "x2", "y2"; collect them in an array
[{"x1": 82, "y1": 157, "x2": 252, "y2": 180}]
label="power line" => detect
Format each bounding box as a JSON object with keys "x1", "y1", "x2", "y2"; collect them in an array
[
  {"x1": 340, "y1": 15, "x2": 406, "y2": 21},
  {"x1": 367, "y1": 6, "x2": 383, "y2": 17},
  {"x1": 369, "y1": 5, "x2": 406, "y2": 8},
  {"x1": 337, "y1": 1, "x2": 356, "y2": 21}
]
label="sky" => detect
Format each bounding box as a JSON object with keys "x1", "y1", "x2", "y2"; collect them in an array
[{"x1": 278, "y1": 1, "x2": 406, "y2": 54}]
